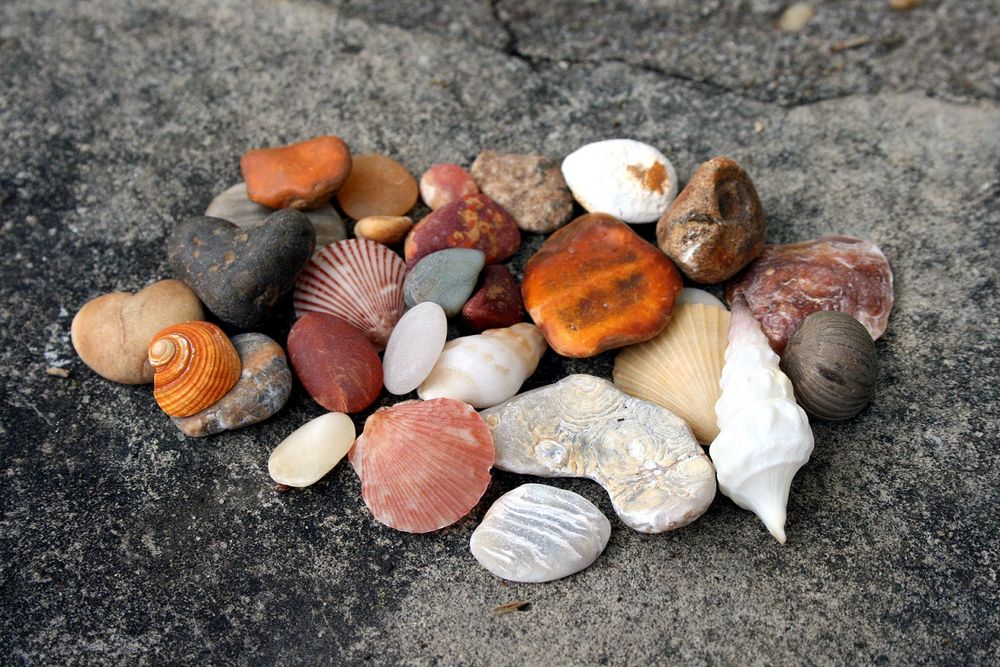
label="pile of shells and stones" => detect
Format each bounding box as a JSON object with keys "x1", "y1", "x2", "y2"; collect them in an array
[{"x1": 71, "y1": 135, "x2": 893, "y2": 583}]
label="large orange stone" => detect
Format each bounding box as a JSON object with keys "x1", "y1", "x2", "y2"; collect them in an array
[
  {"x1": 522, "y1": 213, "x2": 683, "y2": 358},
  {"x1": 336, "y1": 154, "x2": 418, "y2": 220},
  {"x1": 240, "y1": 135, "x2": 352, "y2": 210}
]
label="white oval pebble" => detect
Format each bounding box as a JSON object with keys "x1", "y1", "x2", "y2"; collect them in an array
[
  {"x1": 676, "y1": 287, "x2": 727, "y2": 310},
  {"x1": 561, "y1": 139, "x2": 678, "y2": 223},
  {"x1": 470, "y1": 483, "x2": 612, "y2": 583},
  {"x1": 268, "y1": 412, "x2": 356, "y2": 487},
  {"x1": 382, "y1": 302, "x2": 448, "y2": 395}
]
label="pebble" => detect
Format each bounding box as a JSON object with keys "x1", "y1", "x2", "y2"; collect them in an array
[
  {"x1": 173, "y1": 333, "x2": 291, "y2": 437},
  {"x1": 521, "y1": 213, "x2": 683, "y2": 357},
  {"x1": 382, "y1": 302, "x2": 448, "y2": 395},
  {"x1": 403, "y1": 248, "x2": 485, "y2": 317},
  {"x1": 656, "y1": 156, "x2": 766, "y2": 283},
  {"x1": 561, "y1": 139, "x2": 678, "y2": 224},
  {"x1": 460, "y1": 264, "x2": 525, "y2": 331},
  {"x1": 353, "y1": 215, "x2": 413, "y2": 246},
  {"x1": 419, "y1": 163, "x2": 479, "y2": 210},
  {"x1": 241, "y1": 135, "x2": 352, "y2": 209},
  {"x1": 404, "y1": 193, "x2": 520, "y2": 268},
  {"x1": 205, "y1": 182, "x2": 346, "y2": 250},
  {"x1": 481, "y1": 374, "x2": 716, "y2": 533},
  {"x1": 726, "y1": 236, "x2": 894, "y2": 353},
  {"x1": 287, "y1": 312, "x2": 383, "y2": 413},
  {"x1": 166, "y1": 211, "x2": 315, "y2": 328},
  {"x1": 470, "y1": 484, "x2": 611, "y2": 583},
  {"x1": 71, "y1": 279, "x2": 204, "y2": 384},
  {"x1": 470, "y1": 151, "x2": 574, "y2": 233},
  {"x1": 779, "y1": 2, "x2": 814, "y2": 32},
  {"x1": 268, "y1": 412, "x2": 356, "y2": 488},
  {"x1": 337, "y1": 154, "x2": 418, "y2": 220}
]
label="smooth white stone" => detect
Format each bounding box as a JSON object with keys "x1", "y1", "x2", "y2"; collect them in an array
[
  {"x1": 470, "y1": 484, "x2": 611, "y2": 583},
  {"x1": 268, "y1": 412, "x2": 356, "y2": 487},
  {"x1": 561, "y1": 139, "x2": 678, "y2": 223},
  {"x1": 382, "y1": 302, "x2": 448, "y2": 395},
  {"x1": 676, "y1": 287, "x2": 727, "y2": 310},
  {"x1": 206, "y1": 182, "x2": 346, "y2": 251}
]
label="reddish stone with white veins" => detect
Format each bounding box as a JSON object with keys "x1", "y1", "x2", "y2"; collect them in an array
[
  {"x1": 419, "y1": 163, "x2": 479, "y2": 210},
  {"x1": 726, "y1": 235, "x2": 894, "y2": 353}
]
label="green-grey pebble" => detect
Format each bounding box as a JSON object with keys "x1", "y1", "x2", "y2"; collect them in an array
[{"x1": 403, "y1": 248, "x2": 485, "y2": 317}]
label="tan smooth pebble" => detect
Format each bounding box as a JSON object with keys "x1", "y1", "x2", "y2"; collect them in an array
[{"x1": 354, "y1": 216, "x2": 413, "y2": 246}]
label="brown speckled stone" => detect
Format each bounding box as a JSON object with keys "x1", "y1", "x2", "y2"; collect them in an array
[{"x1": 471, "y1": 151, "x2": 574, "y2": 233}]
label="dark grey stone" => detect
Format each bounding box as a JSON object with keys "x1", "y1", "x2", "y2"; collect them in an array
[
  {"x1": 1, "y1": 0, "x2": 998, "y2": 665},
  {"x1": 167, "y1": 212, "x2": 315, "y2": 329}
]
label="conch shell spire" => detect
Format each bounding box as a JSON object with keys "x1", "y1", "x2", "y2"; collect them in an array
[{"x1": 709, "y1": 296, "x2": 814, "y2": 543}]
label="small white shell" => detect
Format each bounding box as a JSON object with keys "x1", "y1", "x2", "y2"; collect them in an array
[
  {"x1": 417, "y1": 323, "x2": 547, "y2": 409},
  {"x1": 470, "y1": 484, "x2": 611, "y2": 583},
  {"x1": 709, "y1": 299, "x2": 814, "y2": 543},
  {"x1": 206, "y1": 182, "x2": 346, "y2": 251},
  {"x1": 382, "y1": 302, "x2": 448, "y2": 395},
  {"x1": 561, "y1": 139, "x2": 678, "y2": 223},
  {"x1": 268, "y1": 412, "x2": 356, "y2": 488}
]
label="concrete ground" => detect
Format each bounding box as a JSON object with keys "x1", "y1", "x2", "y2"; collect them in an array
[{"x1": 1, "y1": 1, "x2": 998, "y2": 664}]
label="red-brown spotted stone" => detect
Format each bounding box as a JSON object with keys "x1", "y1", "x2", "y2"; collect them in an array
[
  {"x1": 404, "y1": 193, "x2": 521, "y2": 268},
  {"x1": 522, "y1": 213, "x2": 683, "y2": 358},
  {"x1": 461, "y1": 265, "x2": 525, "y2": 332},
  {"x1": 287, "y1": 312, "x2": 383, "y2": 413}
]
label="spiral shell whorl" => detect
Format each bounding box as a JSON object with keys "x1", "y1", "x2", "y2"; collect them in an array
[{"x1": 149, "y1": 321, "x2": 241, "y2": 417}]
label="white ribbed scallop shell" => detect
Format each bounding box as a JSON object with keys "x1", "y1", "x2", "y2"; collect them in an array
[
  {"x1": 293, "y1": 239, "x2": 407, "y2": 349},
  {"x1": 470, "y1": 484, "x2": 611, "y2": 583}
]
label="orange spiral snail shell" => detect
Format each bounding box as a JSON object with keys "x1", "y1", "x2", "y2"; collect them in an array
[{"x1": 148, "y1": 321, "x2": 241, "y2": 417}]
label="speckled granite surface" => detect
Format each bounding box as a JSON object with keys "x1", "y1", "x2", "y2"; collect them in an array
[{"x1": 1, "y1": 1, "x2": 998, "y2": 664}]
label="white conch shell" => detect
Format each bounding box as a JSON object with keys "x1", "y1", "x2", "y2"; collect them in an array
[
  {"x1": 417, "y1": 323, "x2": 547, "y2": 409},
  {"x1": 482, "y1": 374, "x2": 716, "y2": 533},
  {"x1": 709, "y1": 297, "x2": 814, "y2": 543}
]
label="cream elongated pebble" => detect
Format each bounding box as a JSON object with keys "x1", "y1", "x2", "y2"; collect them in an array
[
  {"x1": 383, "y1": 302, "x2": 448, "y2": 395},
  {"x1": 470, "y1": 484, "x2": 611, "y2": 583},
  {"x1": 268, "y1": 412, "x2": 356, "y2": 487},
  {"x1": 561, "y1": 139, "x2": 678, "y2": 223}
]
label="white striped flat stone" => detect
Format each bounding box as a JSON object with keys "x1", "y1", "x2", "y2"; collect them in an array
[{"x1": 470, "y1": 484, "x2": 611, "y2": 583}]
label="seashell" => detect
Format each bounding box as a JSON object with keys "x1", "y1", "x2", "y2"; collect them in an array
[
  {"x1": 676, "y1": 287, "x2": 727, "y2": 310},
  {"x1": 418, "y1": 323, "x2": 547, "y2": 409},
  {"x1": 205, "y1": 182, "x2": 346, "y2": 252},
  {"x1": 614, "y1": 302, "x2": 731, "y2": 444},
  {"x1": 470, "y1": 484, "x2": 611, "y2": 583},
  {"x1": 382, "y1": 302, "x2": 448, "y2": 396},
  {"x1": 173, "y1": 333, "x2": 292, "y2": 437},
  {"x1": 348, "y1": 398, "x2": 495, "y2": 533},
  {"x1": 780, "y1": 311, "x2": 878, "y2": 421},
  {"x1": 293, "y1": 238, "x2": 407, "y2": 349},
  {"x1": 481, "y1": 375, "x2": 716, "y2": 533},
  {"x1": 268, "y1": 412, "x2": 356, "y2": 488},
  {"x1": 148, "y1": 321, "x2": 242, "y2": 418},
  {"x1": 709, "y1": 297, "x2": 814, "y2": 543}
]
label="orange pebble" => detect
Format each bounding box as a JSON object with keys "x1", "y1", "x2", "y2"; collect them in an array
[
  {"x1": 240, "y1": 135, "x2": 352, "y2": 210},
  {"x1": 337, "y1": 154, "x2": 418, "y2": 220},
  {"x1": 522, "y1": 213, "x2": 683, "y2": 358}
]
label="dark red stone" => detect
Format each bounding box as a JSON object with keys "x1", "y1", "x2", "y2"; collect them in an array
[
  {"x1": 460, "y1": 265, "x2": 525, "y2": 332},
  {"x1": 287, "y1": 312, "x2": 383, "y2": 413},
  {"x1": 403, "y1": 193, "x2": 521, "y2": 268},
  {"x1": 726, "y1": 236, "x2": 894, "y2": 353}
]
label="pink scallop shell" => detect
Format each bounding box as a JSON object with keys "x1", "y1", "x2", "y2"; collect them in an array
[
  {"x1": 293, "y1": 239, "x2": 407, "y2": 349},
  {"x1": 348, "y1": 399, "x2": 495, "y2": 533}
]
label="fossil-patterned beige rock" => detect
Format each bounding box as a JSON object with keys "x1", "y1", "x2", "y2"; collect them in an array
[{"x1": 481, "y1": 374, "x2": 716, "y2": 533}]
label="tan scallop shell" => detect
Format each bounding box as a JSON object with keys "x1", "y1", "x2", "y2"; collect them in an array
[
  {"x1": 613, "y1": 303, "x2": 731, "y2": 443},
  {"x1": 148, "y1": 321, "x2": 242, "y2": 417}
]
